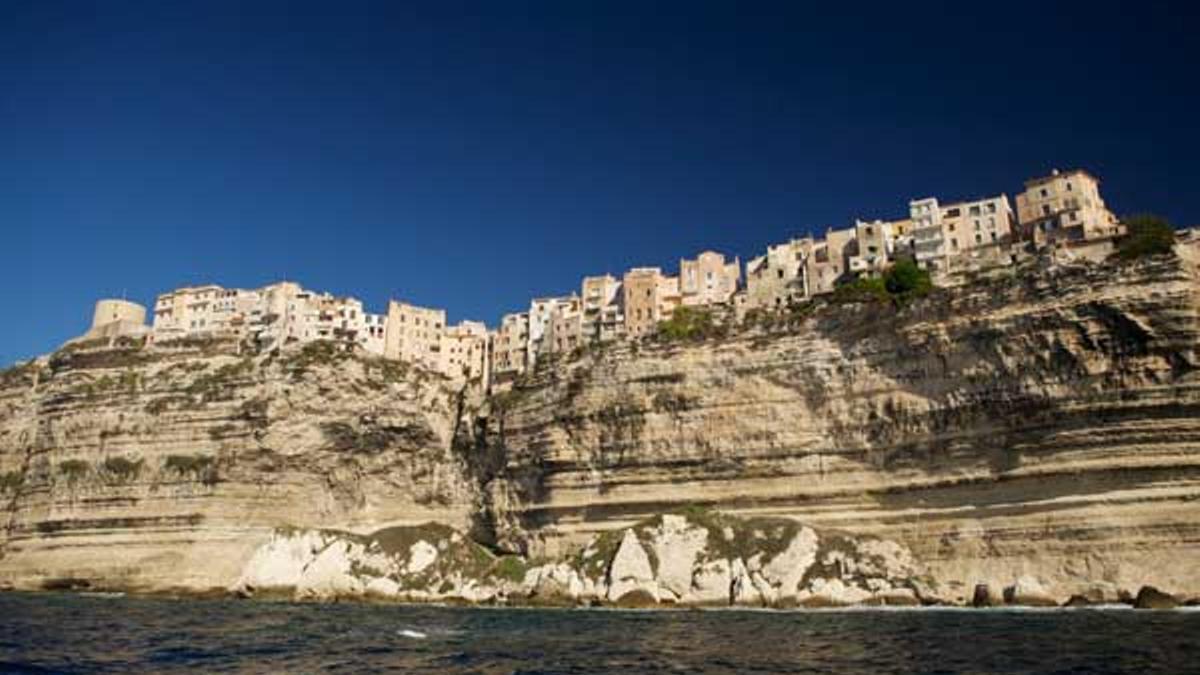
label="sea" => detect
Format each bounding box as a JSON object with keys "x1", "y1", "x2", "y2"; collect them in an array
[{"x1": 1, "y1": 592, "x2": 1197, "y2": 674}]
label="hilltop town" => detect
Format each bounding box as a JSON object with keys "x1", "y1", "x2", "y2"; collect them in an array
[{"x1": 69, "y1": 168, "x2": 1163, "y2": 388}]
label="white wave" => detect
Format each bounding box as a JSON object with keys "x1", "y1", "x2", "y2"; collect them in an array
[{"x1": 397, "y1": 629, "x2": 428, "y2": 639}]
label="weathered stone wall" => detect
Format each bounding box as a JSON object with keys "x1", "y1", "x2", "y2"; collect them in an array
[
  {"x1": 468, "y1": 252, "x2": 1200, "y2": 603},
  {"x1": 0, "y1": 340, "x2": 476, "y2": 592}
]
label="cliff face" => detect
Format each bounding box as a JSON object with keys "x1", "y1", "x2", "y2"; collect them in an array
[
  {"x1": 0, "y1": 341, "x2": 475, "y2": 592},
  {"x1": 2, "y1": 250, "x2": 1198, "y2": 605},
  {"x1": 471, "y1": 253, "x2": 1200, "y2": 602}
]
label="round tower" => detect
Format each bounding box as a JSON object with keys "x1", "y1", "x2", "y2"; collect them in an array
[{"x1": 91, "y1": 299, "x2": 146, "y2": 330}]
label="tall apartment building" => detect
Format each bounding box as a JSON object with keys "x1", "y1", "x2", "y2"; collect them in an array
[
  {"x1": 911, "y1": 194, "x2": 1014, "y2": 270},
  {"x1": 744, "y1": 227, "x2": 853, "y2": 310},
  {"x1": 151, "y1": 284, "x2": 229, "y2": 340},
  {"x1": 622, "y1": 268, "x2": 680, "y2": 337},
  {"x1": 1015, "y1": 169, "x2": 1120, "y2": 243},
  {"x1": 543, "y1": 299, "x2": 584, "y2": 355},
  {"x1": 745, "y1": 238, "x2": 811, "y2": 310},
  {"x1": 580, "y1": 274, "x2": 624, "y2": 342},
  {"x1": 679, "y1": 250, "x2": 740, "y2": 306},
  {"x1": 491, "y1": 312, "x2": 530, "y2": 381},
  {"x1": 527, "y1": 296, "x2": 579, "y2": 366},
  {"x1": 440, "y1": 320, "x2": 489, "y2": 384},
  {"x1": 383, "y1": 300, "x2": 445, "y2": 372},
  {"x1": 847, "y1": 219, "x2": 895, "y2": 276}
]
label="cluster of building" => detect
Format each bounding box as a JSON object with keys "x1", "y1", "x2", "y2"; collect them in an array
[{"x1": 78, "y1": 168, "x2": 1131, "y2": 389}]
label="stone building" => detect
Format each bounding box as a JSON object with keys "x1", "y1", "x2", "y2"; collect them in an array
[
  {"x1": 440, "y1": 320, "x2": 489, "y2": 384},
  {"x1": 911, "y1": 194, "x2": 1014, "y2": 271},
  {"x1": 1015, "y1": 169, "x2": 1120, "y2": 243},
  {"x1": 847, "y1": 219, "x2": 895, "y2": 276},
  {"x1": 543, "y1": 299, "x2": 584, "y2": 356},
  {"x1": 383, "y1": 300, "x2": 445, "y2": 372},
  {"x1": 580, "y1": 274, "x2": 624, "y2": 342},
  {"x1": 72, "y1": 299, "x2": 149, "y2": 344},
  {"x1": 622, "y1": 268, "x2": 679, "y2": 338},
  {"x1": 679, "y1": 250, "x2": 740, "y2": 306},
  {"x1": 527, "y1": 296, "x2": 579, "y2": 367},
  {"x1": 490, "y1": 312, "x2": 530, "y2": 382}
]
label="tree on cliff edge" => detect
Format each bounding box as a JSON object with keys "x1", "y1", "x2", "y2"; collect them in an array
[{"x1": 1116, "y1": 214, "x2": 1176, "y2": 260}]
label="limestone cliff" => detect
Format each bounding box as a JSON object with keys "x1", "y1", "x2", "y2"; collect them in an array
[
  {"x1": 0, "y1": 340, "x2": 476, "y2": 592},
  {"x1": 467, "y1": 251, "x2": 1200, "y2": 604},
  {"x1": 2, "y1": 246, "x2": 1198, "y2": 607}
]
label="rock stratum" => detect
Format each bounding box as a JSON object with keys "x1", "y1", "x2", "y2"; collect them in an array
[{"x1": 2, "y1": 246, "x2": 1199, "y2": 608}]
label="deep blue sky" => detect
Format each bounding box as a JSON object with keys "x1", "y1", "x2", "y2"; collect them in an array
[{"x1": 3, "y1": 1, "x2": 1198, "y2": 365}]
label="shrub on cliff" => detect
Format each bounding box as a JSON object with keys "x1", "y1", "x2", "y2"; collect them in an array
[
  {"x1": 834, "y1": 259, "x2": 932, "y2": 306},
  {"x1": 656, "y1": 307, "x2": 724, "y2": 342},
  {"x1": 1115, "y1": 214, "x2": 1176, "y2": 260}
]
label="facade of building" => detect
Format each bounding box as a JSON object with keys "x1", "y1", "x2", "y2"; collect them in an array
[
  {"x1": 1016, "y1": 169, "x2": 1120, "y2": 243},
  {"x1": 383, "y1": 300, "x2": 445, "y2": 372},
  {"x1": 745, "y1": 238, "x2": 811, "y2": 310},
  {"x1": 847, "y1": 219, "x2": 895, "y2": 276},
  {"x1": 622, "y1": 267, "x2": 680, "y2": 337},
  {"x1": 440, "y1": 320, "x2": 489, "y2": 384},
  {"x1": 910, "y1": 194, "x2": 1014, "y2": 271},
  {"x1": 491, "y1": 312, "x2": 530, "y2": 380},
  {"x1": 581, "y1": 274, "x2": 624, "y2": 342},
  {"x1": 679, "y1": 251, "x2": 740, "y2": 306},
  {"x1": 527, "y1": 296, "x2": 578, "y2": 366},
  {"x1": 543, "y1": 299, "x2": 583, "y2": 356}
]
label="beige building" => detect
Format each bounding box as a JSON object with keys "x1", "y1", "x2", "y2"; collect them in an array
[
  {"x1": 744, "y1": 227, "x2": 853, "y2": 310},
  {"x1": 543, "y1": 298, "x2": 584, "y2": 355},
  {"x1": 679, "y1": 250, "x2": 740, "y2": 306},
  {"x1": 383, "y1": 300, "x2": 445, "y2": 372},
  {"x1": 491, "y1": 312, "x2": 530, "y2": 381},
  {"x1": 622, "y1": 268, "x2": 680, "y2": 337},
  {"x1": 580, "y1": 274, "x2": 624, "y2": 342},
  {"x1": 1016, "y1": 169, "x2": 1120, "y2": 243},
  {"x1": 440, "y1": 320, "x2": 489, "y2": 384},
  {"x1": 911, "y1": 194, "x2": 1014, "y2": 271},
  {"x1": 847, "y1": 219, "x2": 895, "y2": 276},
  {"x1": 73, "y1": 299, "x2": 149, "y2": 344},
  {"x1": 527, "y1": 296, "x2": 579, "y2": 366}
]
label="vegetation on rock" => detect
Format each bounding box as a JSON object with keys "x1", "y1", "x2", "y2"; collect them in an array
[
  {"x1": 655, "y1": 307, "x2": 726, "y2": 343},
  {"x1": 1115, "y1": 214, "x2": 1176, "y2": 260}
]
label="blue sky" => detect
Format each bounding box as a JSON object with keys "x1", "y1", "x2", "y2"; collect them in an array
[{"x1": 3, "y1": 1, "x2": 1198, "y2": 365}]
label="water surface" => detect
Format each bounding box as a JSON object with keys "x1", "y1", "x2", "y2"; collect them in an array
[{"x1": 1, "y1": 593, "x2": 1196, "y2": 673}]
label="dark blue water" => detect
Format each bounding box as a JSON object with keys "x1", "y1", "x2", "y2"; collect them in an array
[{"x1": 1, "y1": 593, "x2": 1197, "y2": 674}]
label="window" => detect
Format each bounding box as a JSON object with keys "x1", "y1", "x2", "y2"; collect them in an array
[
  {"x1": 991, "y1": 232, "x2": 998, "y2": 242},
  {"x1": 1066, "y1": 182, "x2": 1072, "y2": 191},
  {"x1": 975, "y1": 234, "x2": 982, "y2": 244},
  {"x1": 1040, "y1": 188, "x2": 1048, "y2": 198},
  {"x1": 945, "y1": 208, "x2": 961, "y2": 217},
  {"x1": 988, "y1": 203, "x2": 997, "y2": 213},
  {"x1": 1042, "y1": 205, "x2": 1051, "y2": 216},
  {"x1": 951, "y1": 238, "x2": 958, "y2": 250},
  {"x1": 866, "y1": 226, "x2": 874, "y2": 236},
  {"x1": 969, "y1": 206, "x2": 981, "y2": 216},
  {"x1": 974, "y1": 220, "x2": 981, "y2": 230},
  {"x1": 989, "y1": 216, "x2": 995, "y2": 227}
]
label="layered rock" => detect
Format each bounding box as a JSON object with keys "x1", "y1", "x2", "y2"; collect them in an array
[
  {"x1": 230, "y1": 509, "x2": 930, "y2": 608},
  {"x1": 0, "y1": 340, "x2": 476, "y2": 592},
  {"x1": 2, "y1": 246, "x2": 1199, "y2": 606},
  {"x1": 467, "y1": 251, "x2": 1200, "y2": 603}
]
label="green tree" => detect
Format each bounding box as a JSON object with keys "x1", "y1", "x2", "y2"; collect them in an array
[
  {"x1": 1115, "y1": 214, "x2": 1176, "y2": 260},
  {"x1": 884, "y1": 258, "x2": 933, "y2": 297}
]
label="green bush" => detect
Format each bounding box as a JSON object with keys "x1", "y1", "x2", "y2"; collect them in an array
[
  {"x1": 656, "y1": 307, "x2": 722, "y2": 342},
  {"x1": 1115, "y1": 214, "x2": 1176, "y2": 260},
  {"x1": 834, "y1": 259, "x2": 932, "y2": 306}
]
